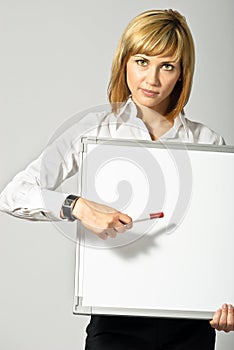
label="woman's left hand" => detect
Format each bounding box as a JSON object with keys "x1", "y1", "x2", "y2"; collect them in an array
[{"x1": 210, "y1": 304, "x2": 234, "y2": 332}]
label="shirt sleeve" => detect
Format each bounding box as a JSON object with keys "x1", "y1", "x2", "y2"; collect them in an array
[
  {"x1": 217, "y1": 134, "x2": 226, "y2": 145},
  {"x1": 185, "y1": 118, "x2": 226, "y2": 145},
  {"x1": 0, "y1": 122, "x2": 86, "y2": 221}
]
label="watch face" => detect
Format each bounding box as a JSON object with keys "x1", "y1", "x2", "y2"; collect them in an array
[
  {"x1": 64, "y1": 194, "x2": 79, "y2": 208},
  {"x1": 65, "y1": 195, "x2": 78, "y2": 207},
  {"x1": 66, "y1": 198, "x2": 73, "y2": 206}
]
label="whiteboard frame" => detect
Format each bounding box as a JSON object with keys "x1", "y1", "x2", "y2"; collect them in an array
[{"x1": 73, "y1": 137, "x2": 234, "y2": 319}]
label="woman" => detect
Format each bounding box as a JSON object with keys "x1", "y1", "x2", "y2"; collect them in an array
[{"x1": 0, "y1": 8, "x2": 233, "y2": 349}]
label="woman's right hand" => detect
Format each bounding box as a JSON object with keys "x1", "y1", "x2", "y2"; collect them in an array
[{"x1": 72, "y1": 197, "x2": 132, "y2": 240}]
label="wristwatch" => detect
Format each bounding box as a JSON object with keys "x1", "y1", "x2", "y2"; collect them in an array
[{"x1": 61, "y1": 194, "x2": 80, "y2": 221}]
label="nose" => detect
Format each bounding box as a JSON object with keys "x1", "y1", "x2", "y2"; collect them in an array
[{"x1": 145, "y1": 66, "x2": 160, "y2": 87}]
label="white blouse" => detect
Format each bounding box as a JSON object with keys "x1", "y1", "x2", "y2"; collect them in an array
[{"x1": 0, "y1": 99, "x2": 225, "y2": 221}]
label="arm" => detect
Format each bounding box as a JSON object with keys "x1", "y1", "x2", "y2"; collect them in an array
[
  {"x1": 0, "y1": 115, "x2": 132, "y2": 236},
  {"x1": 0, "y1": 123, "x2": 81, "y2": 221}
]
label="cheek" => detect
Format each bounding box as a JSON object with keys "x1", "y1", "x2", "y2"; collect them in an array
[
  {"x1": 164, "y1": 76, "x2": 180, "y2": 94},
  {"x1": 126, "y1": 66, "x2": 135, "y2": 92},
  {"x1": 126, "y1": 64, "x2": 143, "y2": 91}
]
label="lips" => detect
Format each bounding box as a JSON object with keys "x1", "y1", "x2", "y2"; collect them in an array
[{"x1": 141, "y1": 88, "x2": 158, "y2": 97}]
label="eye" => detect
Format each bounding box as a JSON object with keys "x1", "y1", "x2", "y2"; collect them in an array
[
  {"x1": 162, "y1": 64, "x2": 174, "y2": 71},
  {"x1": 135, "y1": 59, "x2": 148, "y2": 67}
]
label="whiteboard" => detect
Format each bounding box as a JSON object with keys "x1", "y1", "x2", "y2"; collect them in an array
[{"x1": 73, "y1": 137, "x2": 234, "y2": 319}]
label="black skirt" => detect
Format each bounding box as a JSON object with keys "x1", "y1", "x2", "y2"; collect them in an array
[{"x1": 85, "y1": 315, "x2": 216, "y2": 350}]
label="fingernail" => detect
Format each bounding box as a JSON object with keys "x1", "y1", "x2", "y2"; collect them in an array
[{"x1": 222, "y1": 304, "x2": 228, "y2": 309}]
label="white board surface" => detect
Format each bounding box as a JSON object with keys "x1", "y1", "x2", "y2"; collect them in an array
[{"x1": 73, "y1": 138, "x2": 234, "y2": 319}]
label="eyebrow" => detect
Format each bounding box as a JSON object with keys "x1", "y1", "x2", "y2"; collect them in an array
[
  {"x1": 133, "y1": 54, "x2": 150, "y2": 59},
  {"x1": 133, "y1": 54, "x2": 177, "y2": 63}
]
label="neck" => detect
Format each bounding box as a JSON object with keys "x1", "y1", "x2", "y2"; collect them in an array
[{"x1": 135, "y1": 104, "x2": 174, "y2": 141}]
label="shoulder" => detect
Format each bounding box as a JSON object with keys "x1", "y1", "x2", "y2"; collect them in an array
[
  {"x1": 53, "y1": 107, "x2": 112, "y2": 142},
  {"x1": 184, "y1": 117, "x2": 225, "y2": 145}
]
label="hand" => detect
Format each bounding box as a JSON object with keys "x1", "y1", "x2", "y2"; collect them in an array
[
  {"x1": 210, "y1": 304, "x2": 234, "y2": 332},
  {"x1": 72, "y1": 197, "x2": 132, "y2": 240}
]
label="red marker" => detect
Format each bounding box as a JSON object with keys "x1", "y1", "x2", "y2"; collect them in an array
[
  {"x1": 132, "y1": 212, "x2": 164, "y2": 224},
  {"x1": 149, "y1": 212, "x2": 164, "y2": 219},
  {"x1": 121, "y1": 212, "x2": 164, "y2": 227}
]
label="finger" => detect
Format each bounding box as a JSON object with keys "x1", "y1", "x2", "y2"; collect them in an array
[
  {"x1": 225, "y1": 304, "x2": 234, "y2": 332},
  {"x1": 118, "y1": 219, "x2": 133, "y2": 231},
  {"x1": 124, "y1": 220, "x2": 133, "y2": 229},
  {"x1": 97, "y1": 232, "x2": 108, "y2": 240},
  {"x1": 106, "y1": 228, "x2": 117, "y2": 238},
  {"x1": 114, "y1": 221, "x2": 128, "y2": 233},
  {"x1": 119, "y1": 213, "x2": 132, "y2": 226},
  {"x1": 210, "y1": 308, "x2": 222, "y2": 329},
  {"x1": 115, "y1": 215, "x2": 134, "y2": 232},
  {"x1": 219, "y1": 304, "x2": 229, "y2": 331}
]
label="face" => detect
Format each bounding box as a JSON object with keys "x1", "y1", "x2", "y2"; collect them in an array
[{"x1": 126, "y1": 54, "x2": 181, "y2": 115}]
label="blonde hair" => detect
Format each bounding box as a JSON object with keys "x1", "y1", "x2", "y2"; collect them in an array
[{"x1": 108, "y1": 9, "x2": 195, "y2": 119}]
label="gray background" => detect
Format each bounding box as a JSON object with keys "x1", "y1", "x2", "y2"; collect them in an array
[{"x1": 0, "y1": 0, "x2": 233, "y2": 349}]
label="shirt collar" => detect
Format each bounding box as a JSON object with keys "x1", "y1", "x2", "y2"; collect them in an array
[
  {"x1": 114, "y1": 97, "x2": 190, "y2": 140},
  {"x1": 177, "y1": 113, "x2": 190, "y2": 140},
  {"x1": 116, "y1": 97, "x2": 137, "y2": 120}
]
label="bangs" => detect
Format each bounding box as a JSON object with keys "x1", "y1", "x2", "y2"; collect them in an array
[{"x1": 128, "y1": 25, "x2": 183, "y2": 62}]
